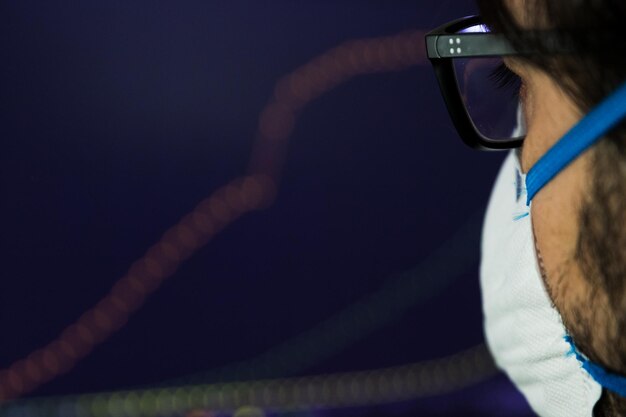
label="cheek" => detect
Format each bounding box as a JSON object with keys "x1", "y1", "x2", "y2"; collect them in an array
[
  {"x1": 519, "y1": 84, "x2": 551, "y2": 173},
  {"x1": 519, "y1": 83, "x2": 531, "y2": 132},
  {"x1": 531, "y1": 165, "x2": 615, "y2": 367},
  {"x1": 531, "y1": 199, "x2": 571, "y2": 308},
  {"x1": 518, "y1": 73, "x2": 581, "y2": 173},
  {"x1": 529, "y1": 154, "x2": 591, "y2": 310}
]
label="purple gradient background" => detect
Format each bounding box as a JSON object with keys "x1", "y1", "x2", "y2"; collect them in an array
[{"x1": 0, "y1": 0, "x2": 533, "y2": 415}]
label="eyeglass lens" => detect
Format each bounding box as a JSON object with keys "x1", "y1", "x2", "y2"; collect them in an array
[{"x1": 452, "y1": 55, "x2": 526, "y2": 142}]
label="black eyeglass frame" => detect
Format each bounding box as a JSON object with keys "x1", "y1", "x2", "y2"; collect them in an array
[{"x1": 426, "y1": 15, "x2": 529, "y2": 150}]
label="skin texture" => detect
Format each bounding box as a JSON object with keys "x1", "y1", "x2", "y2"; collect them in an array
[{"x1": 504, "y1": 2, "x2": 615, "y2": 367}]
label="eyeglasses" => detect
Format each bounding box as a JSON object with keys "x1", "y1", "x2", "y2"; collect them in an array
[{"x1": 426, "y1": 15, "x2": 530, "y2": 150}]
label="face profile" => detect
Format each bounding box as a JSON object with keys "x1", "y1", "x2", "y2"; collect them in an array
[{"x1": 428, "y1": 1, "x2": 626, "y2": 415}]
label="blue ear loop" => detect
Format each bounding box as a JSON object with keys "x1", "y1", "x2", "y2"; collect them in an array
[
  {"x1": 565, "y1": 336, "x2": 626, "y2": 398},
  {"x1": 523, "y1": 79, "x2": 626, "y2": 397},
  {"x1": 526, "y1": 79, "x2": 626, "y2": 205}
]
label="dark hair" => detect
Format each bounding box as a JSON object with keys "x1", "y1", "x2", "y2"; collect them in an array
[{"x1": 476, "y1": 1, "x2": 626, "y2": 415}]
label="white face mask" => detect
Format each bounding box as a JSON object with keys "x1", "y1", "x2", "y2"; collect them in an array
[
  {"x1": 478, "y1": 75, "x2": 626, "y2": 415},
  {"x1": 480, "y1": 150, "x2": 602, "y2": 417}
]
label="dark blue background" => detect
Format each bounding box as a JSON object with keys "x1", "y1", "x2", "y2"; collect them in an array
[{"x1": 0, "y1": 0, "x2": 531, "y2": 415}]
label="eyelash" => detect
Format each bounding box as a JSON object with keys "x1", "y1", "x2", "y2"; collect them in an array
[{"x1": 489, "y1": 63, "x2": 522, "y2": 96}]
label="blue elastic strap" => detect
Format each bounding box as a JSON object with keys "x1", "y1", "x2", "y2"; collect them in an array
[
  {"x1": 526, "y1": 80, "x2": 626, "y2": 205},
  {"x1": 565, "y1": 335, "x2": 626, "y2": 398}
]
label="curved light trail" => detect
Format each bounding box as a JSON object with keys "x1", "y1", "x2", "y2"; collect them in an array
[{"x1": 0, "y1": 29, "x2": 453, "y2": 404}]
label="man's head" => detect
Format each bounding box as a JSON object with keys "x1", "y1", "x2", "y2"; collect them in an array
[{"x1": 477, "y1": 0, "x2": 626, "y2": 414}]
